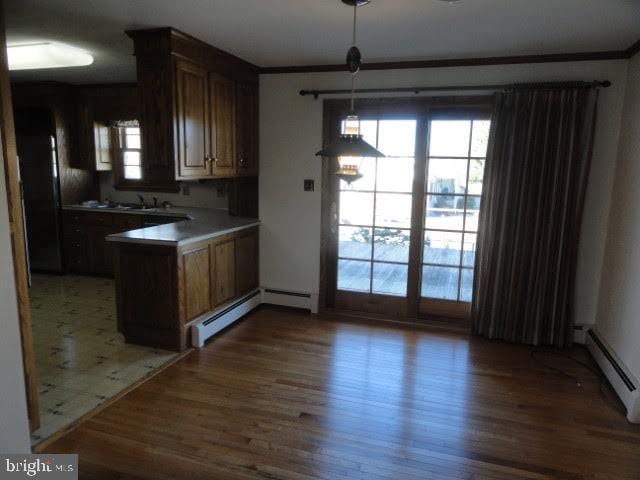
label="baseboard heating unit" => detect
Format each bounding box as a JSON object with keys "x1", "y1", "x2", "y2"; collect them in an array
[
  {"x1": 191, "y1": 287, "x2": 318, "y2": 347},
  {"x1": 586, "y1": 329, "x2": 639, "y2": 423},
  {"x1": 191, "y1": 290, "x2": 262, "y2": 348},
  {"x1": 261, "y1": 288, "x2": 319, "y2": 313}
]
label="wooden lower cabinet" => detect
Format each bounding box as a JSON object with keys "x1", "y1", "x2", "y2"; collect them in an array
[
  {"x1": 213, "y1": 238, "x2": 236, "y2": 307},
  {"x1": 114, "y1": 244, "x2": 180, "y2": 350},
  {"x1": 235, "y1": 228, "x2": 259, "y2": 296},
  {"x1": 114, "y1": 226, "x2": 259, "y2": 351},
  {"x1": 63, "y1": 211, "x2": 145, "y2": 276},
  {"x1": 87, "y1": 225, "x2": 114, "y2": 276},
  {"x1": 182, "y1": 245, "x2": 212, "y2": 320}
]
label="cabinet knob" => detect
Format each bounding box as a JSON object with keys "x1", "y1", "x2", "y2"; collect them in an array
[{"x1": 239, "y1": 157, "x2": 245, "y2": 165}]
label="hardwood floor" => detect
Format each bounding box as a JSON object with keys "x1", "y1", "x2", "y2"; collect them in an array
[{"x1": 44, "y1": 306, "x2": 640, "y2": 479}]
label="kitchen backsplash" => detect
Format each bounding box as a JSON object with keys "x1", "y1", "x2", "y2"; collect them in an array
[{"x1": 98, "y1": 172, "x2": 229, "y2": 209}]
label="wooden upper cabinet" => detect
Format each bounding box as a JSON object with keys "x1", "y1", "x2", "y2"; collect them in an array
[
  {"x1": 126, "y1": 28, "x2": 259, "y2": 187},
  {"x1": 74, "y1": 98, "x2": 95, "y2": 170},
  {"x1": 175, "y1": 60, "x2": 211, "y2": 179},
  {"x1": 73, "y1": 85, "x2": 139, "y2": 174},
  {"x1": 235, "y1": 83, "x2": 259, "y2": 176},
  {"x1": 209, "y1": 73, "x2": 236, "y2": 177}
]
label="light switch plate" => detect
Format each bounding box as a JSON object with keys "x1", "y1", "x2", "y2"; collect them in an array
[{"x1": 304, "y1": 179, "x2": 315, "y2": 192}]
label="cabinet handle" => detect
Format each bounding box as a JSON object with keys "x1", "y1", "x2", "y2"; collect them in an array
[{"x1": 239, "y1": 157, "x2": 245, "y2": 165}]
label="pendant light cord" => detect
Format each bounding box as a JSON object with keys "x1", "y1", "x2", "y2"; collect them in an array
[
  {"x1": 352, "y1": 2, "x2": 357, "y2": 46},
  {"x1": 350, "y1": 74, "x2": 355, "y2": 112},
  {"x1": 350, "y1": 2, "x2": 357, "y2": 113}
]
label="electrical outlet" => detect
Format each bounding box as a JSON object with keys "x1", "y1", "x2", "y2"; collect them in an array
[
  {"x1": 182, "y1": 184, "x2": 190, "y2": 196},
  {"x1": 304, "y1": 179, "x2": 315, "y2": 192}
]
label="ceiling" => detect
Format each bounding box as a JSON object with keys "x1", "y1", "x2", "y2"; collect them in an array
[{"x1": 5, "y1": 0, "x2": 640, "y2": 83}]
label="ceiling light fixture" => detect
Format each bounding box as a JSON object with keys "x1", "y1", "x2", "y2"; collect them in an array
[
  {"x1": 315, "y1": 0, "x2": 384, "y2": 184},
  {"x1": 7, "y1": 42, "x2": 94, "y2": 71}
]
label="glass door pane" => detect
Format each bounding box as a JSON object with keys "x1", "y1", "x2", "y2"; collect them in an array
[
  {"x1": 421, "y1": 119, "x2": 489, "y2": 303},
  {"x1": 337, "y1": 119, "x2": 416, "y2": 297}
]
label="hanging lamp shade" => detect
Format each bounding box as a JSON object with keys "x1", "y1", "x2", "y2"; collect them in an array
[
  {"x1": 314, "y1": 0, "x2": 384, "y2": 183},
  {"x1": 315, "y1": 134, "x2": 385, "y2": 158}
]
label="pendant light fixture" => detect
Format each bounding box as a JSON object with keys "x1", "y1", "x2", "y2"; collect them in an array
[{"x1": 315, "y1": 0, "x2": 385, "y2": 183}]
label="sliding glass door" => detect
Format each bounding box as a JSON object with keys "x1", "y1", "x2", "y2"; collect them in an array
[
  {"x1": 337, "y1": 119, "x2": 416, "y2": 297},
  {"x1": 323, "y1": 98, "x2": 492, "y2": 322},
  {"x1": 420, "y1": 118, "x2": 490, "y2": 318}
]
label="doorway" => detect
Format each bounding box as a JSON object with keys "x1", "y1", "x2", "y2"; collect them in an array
[{"x1": 321, "y1": 97, "x2": 492, "y2": 323}]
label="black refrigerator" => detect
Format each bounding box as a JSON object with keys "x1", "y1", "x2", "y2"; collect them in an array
[{"x1": 15, "y1": 107, "x2": 64, "y2": 273}]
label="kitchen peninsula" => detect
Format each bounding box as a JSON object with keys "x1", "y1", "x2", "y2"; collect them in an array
[{"x1": 105, "y1": 207, "x2": 260, "y2": 351}]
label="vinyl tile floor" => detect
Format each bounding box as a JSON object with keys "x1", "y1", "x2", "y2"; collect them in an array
[{"x1": 29, "y1": 274, "x2": 179, "y2": 446}]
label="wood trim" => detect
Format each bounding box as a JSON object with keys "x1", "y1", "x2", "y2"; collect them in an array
[
  {"x1": 0, "y1": 2, "x2": 40, "y2": 432},
  {"x1": 260, "y1": 48, "x2": 633, "y2": 75},
  {"x1": 627, "y1": 39, "x2": 640, "y2": 58},
  {"x1": 318, "y1": 100, "x2": 342, "y2": 310},
  {"x1": 321, "y1": 307, "x2": 471, "y2": 333},
  {"x1": 126, "y1": 27, "x2": 259, "y2": 84},
  {"x1": 419, "y1": 297, "x2": 472, "y2": 321},
  {"x1": 406, "y1": 108, "x2": 429, "y2": 318},
  {"x1": 334, "y1": 290, "x2": 408, "y2": 318}
]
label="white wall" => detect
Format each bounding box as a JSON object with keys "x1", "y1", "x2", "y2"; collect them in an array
[
  {"x1": 595, "y1": 54, "x2": 640, "y2": 381},
  {"x1": 0, "y1": 153, "x2": 31, "y2": 452},
  {"x1": 98, "y1": 173, "x2": 228, "y2": 210},
  {"x1": 259, "y1": 60, "x2": 628, "y2": 326}
]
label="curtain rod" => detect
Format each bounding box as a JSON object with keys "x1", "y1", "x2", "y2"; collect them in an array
[{"x1": 299, "y1": 80, "x2": 611, "y2": 99}]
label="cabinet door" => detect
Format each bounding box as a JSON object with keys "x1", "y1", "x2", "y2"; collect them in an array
[
  {"x1": 182, "y1": 246, "x2": 212, "y2": 321},
  {"x1": 73, "y1": 99, "x2": 95, "y2": 169},
  {"x1": 235, "y1": 83, "x2": 259, "y2": 176},
  {"x1": 235, "y1": 228, "x2": 259, "y2": 295},
  {"x1": 135, "y1": 55, "x2": 180, "y2": 192},
  {"x1": 175, "y1": 60, "x2": 210, "y2": 179},
  {"x1": 87, "y1": 225, "x2": 113, "y2": 276},
  {"x1": 209, "y1": 73, "x2": 236, "y2": 177},
  {"x1": 94, "y1": 122, "x2": 113, "y2": 171},
  {"x1": 63, "y1": 230, "x2": 89, "y2": 273},
  {"x1": 212, "y1": 238, "x2": 236, "y2": 306},
  {"x1": 63, "y1": 213, "x2": 89, "y2": 272}
]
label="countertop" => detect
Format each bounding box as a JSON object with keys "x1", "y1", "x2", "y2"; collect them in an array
[{"x1": 61, "y1": 205, "x2": 260, "y2": 247}]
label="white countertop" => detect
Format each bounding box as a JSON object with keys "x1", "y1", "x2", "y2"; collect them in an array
[{"x1": 62, "y1": 205, "x2": 260, "y2": 247}]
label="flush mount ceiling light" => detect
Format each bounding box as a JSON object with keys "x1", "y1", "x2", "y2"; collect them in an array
[
  {"x1": 7, "y1": 42, "x2": 94, "y2": 71},
  {"x1": 315, "y1": 0, "x2": 384, "y2": 184}
]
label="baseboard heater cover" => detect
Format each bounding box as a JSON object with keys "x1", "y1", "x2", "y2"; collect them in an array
[
  {"x1": 586, "y1": 329, "x2": 639, "y2": 423},
  {"x1": 261, "y1": 288, "x2": 319, "y2": 313},
  {"x1": 191, "y1": 290, "x2": 261, "y2": 348}
]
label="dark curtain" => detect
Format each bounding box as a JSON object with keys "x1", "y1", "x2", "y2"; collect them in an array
[{"x1": 472, "y1": 87, "x2": 598, "y2": 347}]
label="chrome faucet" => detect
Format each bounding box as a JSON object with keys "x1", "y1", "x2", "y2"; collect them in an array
[{"x1": 137, "y1": 194, "x2": 145, "y2": 208}]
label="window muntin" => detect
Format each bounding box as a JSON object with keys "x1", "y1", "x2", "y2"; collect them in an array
[
  {"x1": 119, "y1": 126, "x2": 142, "y2": 180},
  {"x1": 337, "y1": 119, "x2": 417, "y2": 297},
  {"x1": 421, "y1": 119, "x2": 490, "y2": 303}
]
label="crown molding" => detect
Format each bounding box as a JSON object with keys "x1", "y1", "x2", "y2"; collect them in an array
[{"x1": 626, "y1": 39, "x2": 640, "y2": 58}]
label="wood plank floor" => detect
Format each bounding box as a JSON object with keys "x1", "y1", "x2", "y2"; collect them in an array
[{"x1": 45, "y1": 306, "x2": 640, "y2": 480}]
